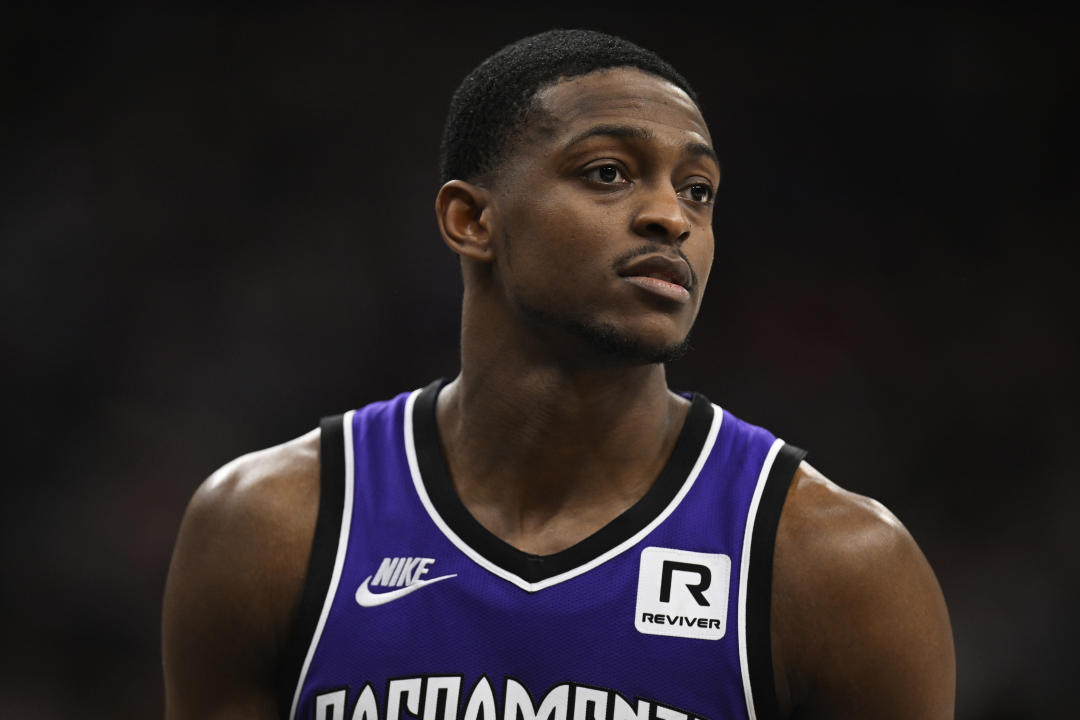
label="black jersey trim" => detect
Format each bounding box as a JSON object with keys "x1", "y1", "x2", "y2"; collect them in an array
[
  {"x1": 276, "y1": 415, "x2": 347, "y2": 720},
  {"x1": 745, "y1": 442, "x2": 807, "y2": 720},
  {"x1": 411, "y1": 378, "x2": 716, "y2": 585}
]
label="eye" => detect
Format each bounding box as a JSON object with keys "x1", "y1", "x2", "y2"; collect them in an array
[
  {"x1": 681, "y1": 183, "x2": 715, "y2": 204},
  {"x1": 583, "y1": 164, "x2": 628, "y2": 185}
]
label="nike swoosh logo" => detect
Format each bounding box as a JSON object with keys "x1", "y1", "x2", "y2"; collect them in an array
[{"x1": 354, "y1": 574, "x2": 457, "y2": 607}]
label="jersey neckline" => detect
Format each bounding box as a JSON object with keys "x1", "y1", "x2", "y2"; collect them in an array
[{"x1": 407, "y1": 378, "x2": 718, "y2": 589}]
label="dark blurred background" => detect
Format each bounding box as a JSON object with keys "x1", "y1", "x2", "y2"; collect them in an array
[{"x1": 2, "y1": 4, "x2": 1076, "y2": 718}]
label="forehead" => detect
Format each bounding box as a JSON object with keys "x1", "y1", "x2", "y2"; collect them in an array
[{"x1": 530, "y1": 67, "x2": 712, "y2": 147}]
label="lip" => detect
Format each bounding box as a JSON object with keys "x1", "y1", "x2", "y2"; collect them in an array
[{"x1": 616, "y1": 254, "x2": 694, "y2": 303}]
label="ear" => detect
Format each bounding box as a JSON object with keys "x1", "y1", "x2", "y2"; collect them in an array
[{"x1": 435, "y1": 180, "x2": 495, "y2": 263}]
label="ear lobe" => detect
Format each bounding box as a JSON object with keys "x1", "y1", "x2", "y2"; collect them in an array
[{"x1": 435, "y1": 180, "x2": 495, "y2": 263}]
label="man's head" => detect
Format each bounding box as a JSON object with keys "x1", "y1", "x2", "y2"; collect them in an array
[
  {"x1": 440, "y1": 29, "x2": 698, "y2": 185},
  {"x1": 436, "y1": 31, "x2": 718, "y2": 367}
]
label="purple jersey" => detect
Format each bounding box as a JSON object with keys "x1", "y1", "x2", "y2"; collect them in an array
[{"x1": 279, "y1": 380, "x2": 805, "y2": 720}]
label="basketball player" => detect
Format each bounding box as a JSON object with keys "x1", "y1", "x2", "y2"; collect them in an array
[{"x1": 163, "y1": 30, "x2": 955, "y2": 720}]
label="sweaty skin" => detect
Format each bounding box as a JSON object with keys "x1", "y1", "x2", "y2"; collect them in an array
[{"x1": 163, "y1": 68, "x2": 955, "y2": 719}]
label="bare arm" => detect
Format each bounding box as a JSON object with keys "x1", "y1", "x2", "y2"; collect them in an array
[
  {"x1": 772, "y1": 462, "x2": 956, "y2": 719},
  {"x1": 162, "y1": 429, "x2": 320, "y2": 719}
]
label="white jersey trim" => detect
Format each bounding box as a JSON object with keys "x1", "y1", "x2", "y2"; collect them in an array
[
  {"x1": 404, "y1": 388, "x2": 725, "y2": 593},
  {"x1": 737, "y1": 436, "x2": 785, "y2": 720},
  {"x1": 289, "y1": 410, "x2": 356, "y2": 720}
]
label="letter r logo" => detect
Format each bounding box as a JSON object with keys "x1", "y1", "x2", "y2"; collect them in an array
[
  {"x1": 635, "y1": 547, "x2": 730, "y2": 640},
  {"x1": 659, "y1": 561, "x2": 712, "y2": 606}
]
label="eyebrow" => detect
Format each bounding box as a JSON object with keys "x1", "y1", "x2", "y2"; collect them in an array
[
  {"x1": 564, "y1": 123, "x2": 653, "y2": 148},
  {"x1": 563, "y1": 124, "x2": 720, "y2": 168},
  {"x1": 684, "y1": 141, "x2": 720, "y2": 168}
]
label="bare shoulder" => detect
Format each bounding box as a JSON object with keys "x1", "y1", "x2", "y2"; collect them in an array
[
  {"x1": 162, "y1": 428, "x2": 321, "y2": 719},
  {"x1": 181, "y1": 427, "x2": 322, "y2": 573},
  {"x1": 771, "y1": 462, "x2": 955, "y2": 719}
]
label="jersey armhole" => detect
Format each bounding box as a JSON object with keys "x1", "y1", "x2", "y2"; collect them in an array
[
  {"x1": 276, "y1": 415, "x2": 347, "y2": 720},
  {"x1": 745, "y1": 442, "x2": 807, "y2": 720}
]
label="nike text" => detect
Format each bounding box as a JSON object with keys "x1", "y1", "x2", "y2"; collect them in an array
[{"x1": 372, "y1": 557, "x2": 435, "y2": 587}]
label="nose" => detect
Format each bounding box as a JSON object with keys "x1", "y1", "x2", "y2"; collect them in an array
[{"x1": 631, "y1": 184, "x2": 692, "y2": 243}]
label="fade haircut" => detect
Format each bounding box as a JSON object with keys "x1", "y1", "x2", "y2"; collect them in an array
[{"x1": 439, "y1": 29, "x2": 698, "y2": 184}]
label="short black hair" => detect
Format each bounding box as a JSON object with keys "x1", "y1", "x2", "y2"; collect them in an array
[{"x1": 439, "y1": 29, "x2": 698, "y2": 184}]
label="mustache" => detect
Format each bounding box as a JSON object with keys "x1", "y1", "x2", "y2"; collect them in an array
[{"x1": 611, "y1": 244, "x2": 699, "y2": 290}]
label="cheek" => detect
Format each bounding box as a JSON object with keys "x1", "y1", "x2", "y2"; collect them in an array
[
  {"x1": 695, "y1": 244, "x2": 714, "y2": 288},
  {"x1": 512, "y1": 201, "x2": 615, "y2": 270},
  {"x1": 692, "y1": 227, "x2": 715, "y2": 276}
]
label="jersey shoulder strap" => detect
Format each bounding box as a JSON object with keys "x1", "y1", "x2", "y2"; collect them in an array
[
  {"x1": 745, "y1": 441, "x2": 807, "y2": 720},
  {"x1": 276, "y1": 414, "x2": 348, "y2": 720}
]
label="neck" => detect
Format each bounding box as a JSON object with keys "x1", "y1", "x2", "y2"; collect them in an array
[{"x1": 435, "y1": 289, "x2": 690, "y2": 553}]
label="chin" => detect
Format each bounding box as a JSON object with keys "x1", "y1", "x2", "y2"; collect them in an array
[
  {"x1": 567, "y1": 318, "x2": 692, "y2": 365},
  {"x1": 518, "y1": 299, "x2": 693, "y2": 365}
]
